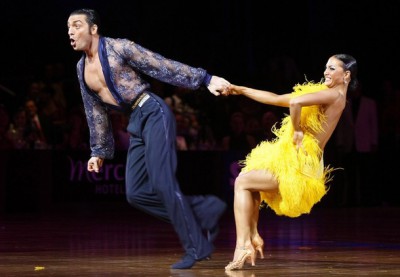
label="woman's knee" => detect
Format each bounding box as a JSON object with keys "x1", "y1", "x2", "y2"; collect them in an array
[
  {"x1": 234, "y1": 170, "x2": 278, "y2": 192},
  {"x1": 234, "y1": 174, "x2": 249, "y2": 191}
]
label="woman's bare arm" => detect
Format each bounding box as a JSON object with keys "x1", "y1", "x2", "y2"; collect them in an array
[
  {"x1": 289, "y1": 88, "x2": 342, "y2": 147},
  {"x1": 225, "y1": 84, "x2": 292, "y2": 107}
]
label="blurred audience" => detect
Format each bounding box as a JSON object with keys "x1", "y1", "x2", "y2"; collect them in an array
[
  {"x1": 24, "y1": 98, "x2": 54, "y2": 149},
  {"x1": 334, "y1": 83, "x2": 379, "y2": 206},
  {"x1": 245, "y1": 116, "x2": 263, "y2": 145},
  {"x1": 378, "y1": 78, "x2": 400, "y2": 151},
  {"x1": 7, "y1": 107, "x2": 30, "y2": 149},
  {"x1": 221, "y1": 111, "x2": 257, "y2": 152},
  {"x1": 260, "y1": 109, "x2": 280, "y2": 142},
  {"x1": 0, "y1": 61, "x2": 397, "y2": 161},
  {"x1": 0, "y1": 105, "x2": 13, "y2": 150}
]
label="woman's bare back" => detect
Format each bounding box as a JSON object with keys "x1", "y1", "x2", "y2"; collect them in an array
[{"x1": 316, "y1": 89, "x2": 347, "y2": 150}]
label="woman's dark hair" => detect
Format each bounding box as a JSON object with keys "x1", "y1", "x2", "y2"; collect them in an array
[
  {"x1": 70, "y1": 9, "x2": 101, "y2": 35},
  {"x1": 333, "y1": 54, "x2": 358, "y2": 92}
]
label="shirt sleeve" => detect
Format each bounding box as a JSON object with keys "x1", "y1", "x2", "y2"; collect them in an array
[
  {"x1": 77, "y1": 61, "x2": 115, "y2": 159},
  {"x1": 118, "y1": 38, "x2": 209, "y2": 89}
]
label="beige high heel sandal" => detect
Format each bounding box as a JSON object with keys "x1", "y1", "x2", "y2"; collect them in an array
[
  {"x1": 225, "y1": 247, "x2": 255, "y2": 271},
  {"x1": 252, "y1": 236, "x2": 265, "y2": 260}
]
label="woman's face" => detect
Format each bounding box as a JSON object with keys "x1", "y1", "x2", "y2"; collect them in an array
[{"x1": 323, "y1": 57, "x2": 347, "y2": 88}]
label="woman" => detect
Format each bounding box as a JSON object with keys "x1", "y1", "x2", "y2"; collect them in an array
[{"x1": 223, "y1": 54, "x2": 358, "y2": 270}]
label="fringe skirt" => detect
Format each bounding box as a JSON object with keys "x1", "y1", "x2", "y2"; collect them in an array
[{"x1": 241, "y1": 82, "x2": 334, "y2": 217}]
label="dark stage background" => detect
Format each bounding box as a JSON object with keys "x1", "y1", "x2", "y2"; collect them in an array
[
  {"x1": 0, "y1": 1, "x2": 399, "y2": 210},
  {"x1": 1, "y1": 0, "x2": 399, "y2": 97}
]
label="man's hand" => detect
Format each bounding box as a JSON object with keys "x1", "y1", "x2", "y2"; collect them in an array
[
  {"x1": 87, "y1": 157, "x2": 104, "y2": 173},
  {"x1": 207, "y1": 75, "x2": 230, "y2": 96}
]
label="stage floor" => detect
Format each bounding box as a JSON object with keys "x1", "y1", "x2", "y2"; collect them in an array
[{"x1": 1, "y1": 202, "x2": 400, "y2": 276}]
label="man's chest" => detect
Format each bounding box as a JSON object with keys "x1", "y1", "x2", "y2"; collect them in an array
[
  {"x1": 83, "y1": 57, "x2": 118, "y2": 105},
  {"x1": 84, "y1": 57, "x2": 106, "y2": 91}
]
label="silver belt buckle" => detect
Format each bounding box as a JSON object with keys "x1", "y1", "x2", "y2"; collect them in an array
[{"x1": 138, "y1": 94, "x2": 150, "y2": 107}]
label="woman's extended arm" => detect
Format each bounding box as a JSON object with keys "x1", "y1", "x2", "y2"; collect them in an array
[{"x1": 225, "y1": 84, "x2": 292, "y2": 107}]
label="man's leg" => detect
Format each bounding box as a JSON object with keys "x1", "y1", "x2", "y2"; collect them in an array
[
  {"x1": 126, "y1": 94, "x2": 213, "y2": 269},
  {"x1": 186, "y1": 195, "x2": 227, "y2": 242}
]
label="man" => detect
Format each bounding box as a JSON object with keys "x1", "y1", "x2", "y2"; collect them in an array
[{"x1": 67, "y1": 8, "x2": 228, "y2": 269}]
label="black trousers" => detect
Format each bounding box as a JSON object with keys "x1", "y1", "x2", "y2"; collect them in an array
[{"x1": 125, "y1": 92, "x2": 213, "y2": 259}]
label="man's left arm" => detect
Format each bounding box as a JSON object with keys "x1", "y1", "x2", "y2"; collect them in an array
[{"x1": 120, "y1": 39, "x2": 230, "y2": 94}]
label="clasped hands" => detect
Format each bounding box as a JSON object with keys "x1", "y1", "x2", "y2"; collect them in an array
[{"x1": 207, "y1": 75, "x2": 239, "y2": 96}]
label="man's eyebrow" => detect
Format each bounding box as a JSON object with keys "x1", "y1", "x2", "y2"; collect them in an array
[{"x1": 70, "y1": 19, "x2": 83, "y2": 25}]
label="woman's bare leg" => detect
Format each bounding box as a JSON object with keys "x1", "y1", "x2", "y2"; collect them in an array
[
  {"x1": 228, "y1": 169, "x2": 278, "y2": 268},
  {"x1": 250, "y1": 191, "x2": 260, "y2": 239},
  {"x1": 249, "y1": 192, "x2": 265, "y2": 259}
]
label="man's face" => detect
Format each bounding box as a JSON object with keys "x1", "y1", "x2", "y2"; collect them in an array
[{"x1": 67, "y1": 14, "x2": 93, "y2": 51}]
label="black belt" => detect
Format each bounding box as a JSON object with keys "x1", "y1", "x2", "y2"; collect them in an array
[{"x1": 131, "y1": 93, "x2": 150, "y2": 110}]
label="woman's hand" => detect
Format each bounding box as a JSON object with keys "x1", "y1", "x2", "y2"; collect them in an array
[
  {"x1": 221, "y1": 84, "x2": 244, "y2": 96},
  {"x1": 293, "y1": 130, "x2": 304, "y2": 151}
]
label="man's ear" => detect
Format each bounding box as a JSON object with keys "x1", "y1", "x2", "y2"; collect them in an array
[{"x1": 91, "y1": 24, "x2": 98, "y2": 35}]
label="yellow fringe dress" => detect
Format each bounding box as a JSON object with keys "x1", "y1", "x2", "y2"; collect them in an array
[{"x1": 241, "y1": 82, "x2": 334, "y2": 218}]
